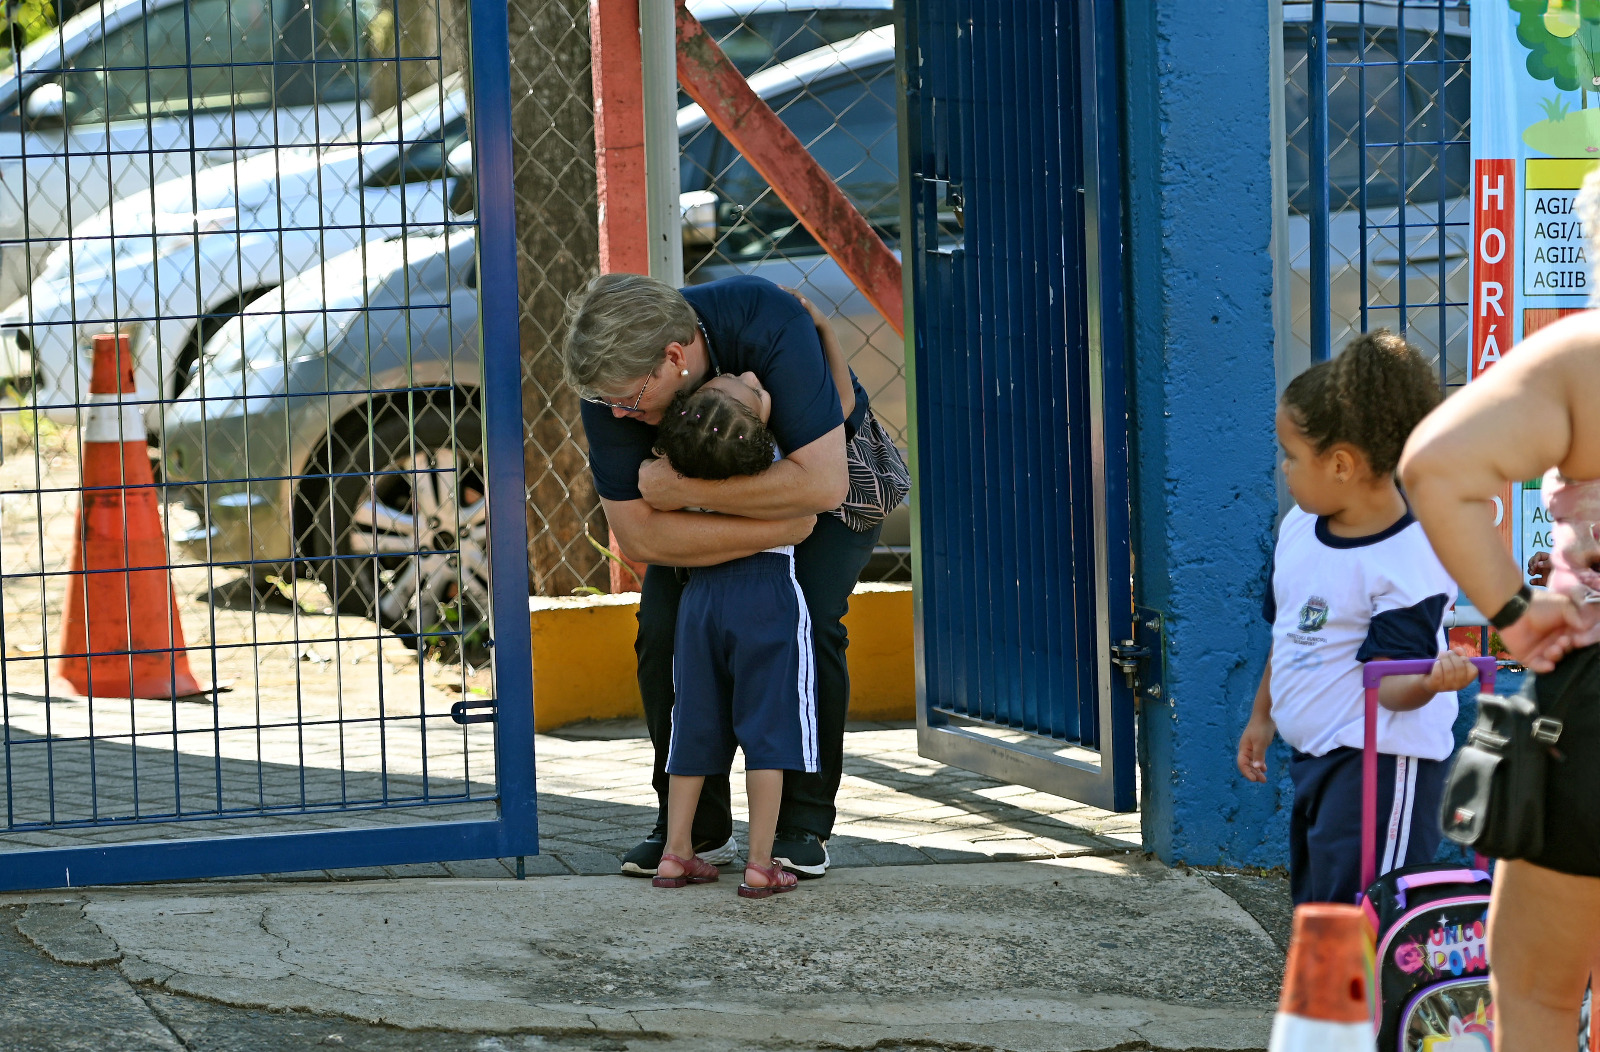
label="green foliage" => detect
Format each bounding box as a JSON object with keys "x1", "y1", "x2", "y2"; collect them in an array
[
  {"x1": 9, "y1": 0, "x2": 54, "y2": 50},
  {"x1": 1511, "y1": 0, "x2": 1600, "y2": 92},
  {"x1": 1540, "y1": 93, "x2": 1575, "y2": 120}
]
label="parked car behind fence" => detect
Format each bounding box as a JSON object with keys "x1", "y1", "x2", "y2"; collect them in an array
[
  {"x1": 0, "y1": 77, "x2": 468, "y2": 429},
  {"x1": 0, "y1": 0, "x2": 375, "y2": 308}
]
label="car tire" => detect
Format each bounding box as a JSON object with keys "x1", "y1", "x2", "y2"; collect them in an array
[{"x1": 309, "y1": 402, "x2": 490, "y2": 667}]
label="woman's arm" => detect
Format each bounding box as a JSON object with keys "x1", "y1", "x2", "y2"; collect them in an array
[
  {"x1": 603, "y1": 497, "x2": 815, "y2": 568},
  {"x1": 1400, "y1": 314, "x2": 1600, "y2": 668},
  {"x1": 636, "y1": 424, "x2": 850, "y2": 519}
]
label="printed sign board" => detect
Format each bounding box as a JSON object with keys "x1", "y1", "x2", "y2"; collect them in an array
[{"x1": 1472, "y1": 1, "x2": 1600, "y2": 579}]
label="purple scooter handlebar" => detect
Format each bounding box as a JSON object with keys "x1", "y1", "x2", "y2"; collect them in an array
[{"x1": 1359, "y1": 655, "x2": 1499, "y2": 896}]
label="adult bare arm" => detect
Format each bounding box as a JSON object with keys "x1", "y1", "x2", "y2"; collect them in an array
[
  {"x1": 636, "y1": 424, "x2": 850, "y2": 518},
  {"x1": 1399, "y1": 315, "x2": 1600, "y2": 668},
  {"x1": 603, "y1": 496, "x2": 815, "y2": 568}
]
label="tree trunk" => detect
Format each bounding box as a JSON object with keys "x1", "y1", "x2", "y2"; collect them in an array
[
  {"x1": 366, "y1": 0, "x2": 453, "y2": 114},
  {"x1": 506, "y1": 0, "x2": 608, "y2": 595}
]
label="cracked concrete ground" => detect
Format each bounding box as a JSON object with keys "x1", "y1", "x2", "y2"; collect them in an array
[{"x1": 2, "y1": 856, "x2": 1284, "y2": 1052}]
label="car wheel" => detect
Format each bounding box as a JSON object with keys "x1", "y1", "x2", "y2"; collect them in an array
[{"x1": 312, "y1": 405, "x2": 490, "y2": 667}]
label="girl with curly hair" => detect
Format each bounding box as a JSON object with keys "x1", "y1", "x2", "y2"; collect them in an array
[{"x1": 1237, "y1": 329, "x2": 1477, "y2": 905}]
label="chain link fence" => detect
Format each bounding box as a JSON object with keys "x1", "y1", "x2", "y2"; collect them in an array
[
  {"x1": 682, "y1": 0, "x2": 905, "y2": 579},
  {"x1": 1281, "y1": 0, "x2": 1471, "y2": 389},
  {"x1": 506, "y1": 0, "x2": 609, "y2": 596}
]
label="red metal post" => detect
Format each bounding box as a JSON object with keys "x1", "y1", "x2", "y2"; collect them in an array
[
  {"x1": 673, "y1": 2, "x2": 905, "y2": 336},
  {"x1": 590, "y1": 0, "x2": 651, "y2": 591},
  {"x1": 591, "y1": 0, "x2": 649, "y2": 275}
]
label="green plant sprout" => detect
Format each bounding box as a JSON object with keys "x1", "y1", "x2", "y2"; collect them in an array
[
  {"x1": 1541, "y1": 94, "x2": 1575, "y2": 121},
  {"x1": 583, "y1": 528, "x2": 643, "y2": 589}
]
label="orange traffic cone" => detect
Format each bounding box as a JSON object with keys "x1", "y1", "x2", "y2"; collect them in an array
[
  {"x1": 55, "y1": 333, "x2": 201, "y2": 699},
  {"x1": 1268, "y1": 903, "x2": 1376, "y2": 1051}
]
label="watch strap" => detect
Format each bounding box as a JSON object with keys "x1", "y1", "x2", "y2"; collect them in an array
[{"x1": 1490, "y1": 584, "x2": 1534, "y2": 631}]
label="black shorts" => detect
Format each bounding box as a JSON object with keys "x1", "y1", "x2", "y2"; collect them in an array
[{"x1": 1528, "y1": 644, "x2": 1600, "y2": 878}]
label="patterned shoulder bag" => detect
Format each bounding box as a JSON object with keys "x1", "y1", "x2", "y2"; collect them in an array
[{"x1": 832, "y1": 409, "x2": 910, "y2": 532}]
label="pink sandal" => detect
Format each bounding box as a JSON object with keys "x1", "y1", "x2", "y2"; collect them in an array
[
  {"x1": 738, "y1": 860, "x2": 798, "y2": 899},
  {"x1": 652, "y1": 853, "x2": 720, "y2": 888}
]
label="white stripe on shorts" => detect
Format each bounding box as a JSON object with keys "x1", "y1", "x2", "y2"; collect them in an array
[
  {"x1": 785, "y1": 552, "x2": 818, "y2": 772},
  {"x1": 1380, "y1": 755, "x2": 1414, "y2": 876}
]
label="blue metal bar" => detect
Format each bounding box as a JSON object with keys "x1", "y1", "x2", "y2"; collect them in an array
[
  {"x1": 1357, "y1": 6, "x2": 1369, "y2": 336},
  {"x1": 1395, "y1": 0, "x2": 1410, "y2": 338},
  {"x1": 469, "y1": 0, "x2": 539, "y2": 856},
  {"x1": 1309, "y1": 0, "x2": 1332, "y2": 361},
  {"x1": 0, "y1": 820, "x2": 515, "y2": 893}
]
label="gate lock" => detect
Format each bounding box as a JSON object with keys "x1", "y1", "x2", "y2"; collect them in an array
[{"x1": 1110, "y1": 607, "x2": 1165, "y2": 704}]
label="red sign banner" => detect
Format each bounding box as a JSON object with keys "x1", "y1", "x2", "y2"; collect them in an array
[{"x1": 1472, "y1": 159, "x2": 1515, "y2": 380}]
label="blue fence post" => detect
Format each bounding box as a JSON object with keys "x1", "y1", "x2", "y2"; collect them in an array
[
  {"x1": 470, "y1": 0, "x2": 540, "y2": 858},
  {"x1": 1309, "y1": 0, "x2": 1332, "y2": 362},
  {"x1": 1124, "y1": 1, "x2": 1285, "y2": 867}
]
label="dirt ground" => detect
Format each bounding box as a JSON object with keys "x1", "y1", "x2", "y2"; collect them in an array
[{"x1": 0, "y1": 412, "x2": 498, "y2": 842}]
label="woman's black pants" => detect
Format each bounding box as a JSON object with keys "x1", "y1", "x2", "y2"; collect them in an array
[{"x1": 634, "y1": 512, "x2": 882, "y2": 844}]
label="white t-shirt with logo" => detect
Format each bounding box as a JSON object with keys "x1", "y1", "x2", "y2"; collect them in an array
[{"x1": 1265, "y1": 506, "x2": 1459, "y2": 760}]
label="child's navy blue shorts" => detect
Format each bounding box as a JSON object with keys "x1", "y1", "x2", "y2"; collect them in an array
[
  {"x1": 1288, "y1": 746, "x2": 1447, "y2": 906},
  {"x1": 667, "y1": 550, "x2": 818, "y2": 776}
]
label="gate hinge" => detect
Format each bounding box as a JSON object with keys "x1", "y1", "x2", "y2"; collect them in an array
[
  {"x1": 1111, "y1": 607, "x2": 1165, "y2": 705},
  {"x1": 450, "y1": 698, "x2": 497, "y2": 725}
]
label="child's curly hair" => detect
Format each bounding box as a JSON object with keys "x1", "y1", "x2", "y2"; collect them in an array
[
  {"x1": 654, "y1": 387, "x2": 778, "y2": 480},
  {"x1": 1281, "y1": 329, "x2": 1440, "y2": 477}
]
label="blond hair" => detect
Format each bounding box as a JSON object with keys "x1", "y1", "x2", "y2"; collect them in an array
[{"x1": 561, "y1": 273, "x2": 696, "y2": 397}]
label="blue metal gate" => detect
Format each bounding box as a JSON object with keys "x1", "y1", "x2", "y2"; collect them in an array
[
  {"x1": 899, "y1": 0, "x2": 1135, "y2": 811},
  {"x1": 1285, "y1": 0, "x2": 1470, "y2": 379},
  {"x1": 0, "y1": 0, "x2": 535, "y2": 891}
]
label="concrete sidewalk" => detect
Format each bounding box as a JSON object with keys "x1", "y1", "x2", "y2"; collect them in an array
[{"x1": 5, "y1": 856, "x2": 1282, "y2": 1052}]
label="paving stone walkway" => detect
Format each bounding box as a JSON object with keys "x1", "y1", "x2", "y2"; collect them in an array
[
  {"x1": 530, "y1": 720, "x2": 1141, "y2": 876},
  {"x1": 1, "y1": 714, "x2": 1142, "y2": 880}
]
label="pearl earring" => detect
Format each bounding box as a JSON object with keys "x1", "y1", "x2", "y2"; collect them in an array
[{"x1": 680, "y1": 368, "x2": 690, "y2": 377}]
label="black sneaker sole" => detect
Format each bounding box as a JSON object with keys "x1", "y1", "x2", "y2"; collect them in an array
[
  {"x1": 619, "y1": 835, "x2": 738, "y2": 877},
  {"x1": 772, "y1": 843, "x2": 830, "y2": 878}
]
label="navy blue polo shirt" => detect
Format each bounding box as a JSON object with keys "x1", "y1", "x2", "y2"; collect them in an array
[{"x1": 579, "y1": 275, "x2": 870, "y2": 503}]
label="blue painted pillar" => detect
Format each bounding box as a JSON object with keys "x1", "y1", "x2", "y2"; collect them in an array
[{"x1": 1123, "y1": 3, "x2": 1286, "y2": 866}]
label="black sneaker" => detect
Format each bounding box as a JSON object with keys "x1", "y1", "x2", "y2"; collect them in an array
[
  {"x1": 619, "y1": 834, "x2": 739, "y2": 876},
  {"x1": 771, "y1": 831, "x2": 829, "y2": 878}
]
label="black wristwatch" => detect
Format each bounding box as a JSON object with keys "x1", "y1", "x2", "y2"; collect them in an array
[{"x1": 1489, "y1": 584, "x2": 1534, "y2": 631}]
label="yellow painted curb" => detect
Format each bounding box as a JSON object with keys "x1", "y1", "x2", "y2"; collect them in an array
[{"x1": 528, "y1": 583, "x2": 915, "y2": 732}]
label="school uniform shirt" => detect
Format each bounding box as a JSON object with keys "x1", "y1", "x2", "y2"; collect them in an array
[
  {"x1": 579, "y1": 275, "x2": 871, "y2": 504},
  {"x1": 1264, "y1": 506, "x2": 1459, "y2": 761}
]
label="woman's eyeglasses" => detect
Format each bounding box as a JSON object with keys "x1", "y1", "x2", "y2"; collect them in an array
[{"x1": 586, "y1": 371, "x2": 653, "y2": 414}]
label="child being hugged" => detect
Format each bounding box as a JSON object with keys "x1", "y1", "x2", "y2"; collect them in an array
[
  {"x1": 1237, "y1": 330, "x2": 1477, "y2": 906},
  {"x1": 648, "y1": 366, "x2": 820, "y2": 898}
]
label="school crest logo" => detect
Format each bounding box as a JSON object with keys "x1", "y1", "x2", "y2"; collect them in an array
[{"x1": 1297, "y1": 596, "x2": 1329, "y2": 633}]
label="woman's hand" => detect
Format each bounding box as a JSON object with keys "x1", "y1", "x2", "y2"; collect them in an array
[
  {"x1": 1236, "y1": 713, "x2": 1276, "y2": 783},
  {"x1": 637, "y1": 457, "x2": 687, "y2": 511},
  {"x1": 1498, "y1": 590, "x2": 1586, "y2": 672}
]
